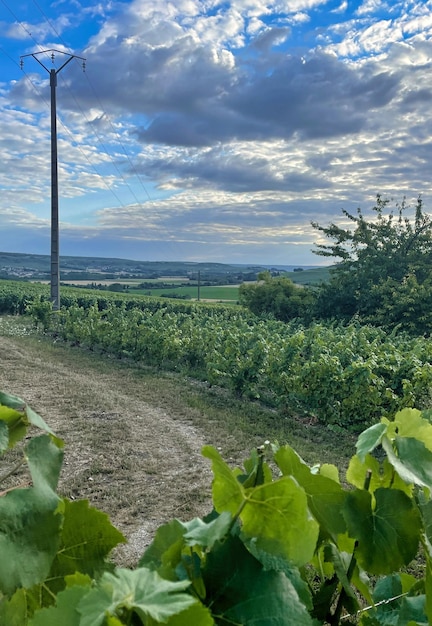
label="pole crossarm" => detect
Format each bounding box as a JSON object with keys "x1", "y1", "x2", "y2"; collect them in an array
[
  {"x1": 20, "y1": 49, "x2": 86, "y2": 73},
  {"x1": 19, "y1": 49, "x2": 86, "y2": 310}
]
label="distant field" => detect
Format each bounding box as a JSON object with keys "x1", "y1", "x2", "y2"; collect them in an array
[
  {"x1": 52, "y1": 279, "x2": 240, "y2": 302},
  {"x1": 59, "y1": 278, "x2": 192, "y2": 286},
  {"x1": 283, "y1": 266, "x2": 332, "y2": 285},
  {"x1": 133, "y1": 285, "x2": 240, "y2": 302}
]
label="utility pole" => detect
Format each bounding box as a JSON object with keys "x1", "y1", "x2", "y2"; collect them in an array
[{"x1": 20, "y1": 49, "x2": 86, "y2": 310}]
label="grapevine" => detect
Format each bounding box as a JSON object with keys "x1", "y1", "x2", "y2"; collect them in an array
[{"x1": 0, "y1": 391, "x2": 431, "y2": 624}]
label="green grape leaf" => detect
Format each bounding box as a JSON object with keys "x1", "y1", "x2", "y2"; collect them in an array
[
  {"x1": 0, "y1": 589, "x2": 28, "y2": 626},
  {"x1": 0, "y1": 406, "x2": 27, "y2": 448},
  {"x1": 342, "y1": 488, "x2": 421, "y2": 575},
  {"x1": 0, "y1": 487, "x2": 62, "y2": 594},
  {"x1": 245, "y1": 542, "x2": 313, "y2": 611},
  {"x1": 183, "y1": 511, "x2": 232, "y2": 549},
  {"x1": 202, "y1": 532, "x2": 313, "y2": 626},
  {"x1": 78, "y1": 567, "x2": 196, "y2": 626},
  {"x1": 356, "y1": 422, "x2": 387, "y2": 462},
  {"x1": 366, "y1": 574, "x2": 428, "y2": 626},
  {"x1": 202, "y1": 445, "x2": 244, "y2": 514},
  {"x1": 382, "y1": 436, "x2": 423, "y2": 487},
  {"x1": 29, "y1": 585, "x2": 89, "y2": 626},
  {"x1": 241, "y1": 476, "x2": 319, "y2": 567},
  {"x1": 0, "y1": 420, "x2": 9, "y2": 453},
  {"x1": 390, "y1": 408, "x2": 432, "y2": 451},
  {"x1": 347, "y1": 454, "x2": 412, "y2": 495},
  {"x1": 161, "y1": 602, "x2": 215, "y2": 626},
  {"x1": 319, "y1": 463, "x2": 340, "y2": 483},
  {"x1": 347, "y1": 453, "x2": 380, "y2": 490},
  {"x1": 274, "y1": 444, "x2": 309, "y2": 478},
  {"x1": 65, "y1": 572, "x2": 93, "y2": 588},
  {"x1": 47, "y1": 498, "x2": 126, "y2": 592},
  {"x1": 393, "y1": 437, "x2": 432, "y2": 489},
  {"x1": 237, "y1": 448, "x2": 272, "y2": 487},
  {"x1": 26, "y1": 434, "x2": 63, "y2": 492},
  {"x1": 139, "y1": 519, "x2": 187, "y2": 579},
  {"x1": 0, "y1": 391, "x2": 55, "y2": 436},
  {"x1": 0, "y1": 435, "x2": 63, "y2": 594},
  {"x1": 275, "y1": 445, "x2": 346, "y2": 539}
]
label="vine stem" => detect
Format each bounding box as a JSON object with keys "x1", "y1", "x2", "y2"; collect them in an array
[
  {"x1": 330, "y1": 544, "x2": 358, "y2": 625},
  {"x1": 340, "y1": 592, "x2": 409, "y2": 621},
  {"x1": 0, "y1": 457, "x2": 26, "y2": 485}
]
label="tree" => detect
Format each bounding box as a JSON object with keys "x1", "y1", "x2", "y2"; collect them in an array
[
  {"x1": 311, "y1": 195, "x2": 432, "y2": 331},
  {"x1": 239, "y1": 271, "x2": 315, "y2": 322}
]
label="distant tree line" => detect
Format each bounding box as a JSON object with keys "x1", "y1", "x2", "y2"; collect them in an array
[{"x1": 239, "y1": 195, "x2": 432, "y2": 335}]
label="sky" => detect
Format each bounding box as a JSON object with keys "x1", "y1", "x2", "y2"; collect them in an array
[{"x1": 0, "y1": 0, "x2": 432, "y2": 266}]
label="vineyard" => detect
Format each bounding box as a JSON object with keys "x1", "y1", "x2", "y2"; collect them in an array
[
  {"x1": 2, "y1": 279, "x2": 432, "y2": 624},
  {"x1": 2, "y1": 279, "x2": 432, "y2": 430}
]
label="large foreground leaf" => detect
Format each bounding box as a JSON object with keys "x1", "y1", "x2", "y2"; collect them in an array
[
  {"x1": 0, "y1": 435, "x2": 63, "y2": 594},
  {"x1": 202, "y1": 445, "x2": 244, "y2": 514},
  {"x1": 342, "y1": 488, "x2": 421, "y2": 575},
  {"x1": 241, "y1": 477, "x2": 319, "y2": 567},
  {"x1": 275, "y1": 445, "x2": 346, "y2": 539},
  {"x1": 29, "y1": 585, "x2": 90, "y2": 626},
  {"x1": 203, "y1": 445, "x2": 319, "y2": 566},
  {"x1": 47, "y1": 498, "x2": 126, "y2": 592},
  {"x1": 0, "y1": 391, "x2": 56, "y2": 439},
  {"x1": 202, "y1": 533, "x2": 313, "y2": 626},
  {"x1": 78, "y1": 567, "x2": 196, "y2": 626}
]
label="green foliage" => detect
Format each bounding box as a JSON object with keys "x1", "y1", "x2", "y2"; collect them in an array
[
  {"x1": 5, "y1": 278, "x2": 432, "y2": 428},
  {"x1": 26, "y1": 297, "x2": 53, "y2": 331},
  {"x1": 312, "y1": 195, "x2": 432, "y2": 333},
  {"x1": 12, "y1": 288, "x2": 432, "y2": 428},
  {"x1": 239, "y1": 271, "x2": 316, "y2": 322},
  {"x1": 2, "y1": 392, "x2": 432, "y2": 623}
]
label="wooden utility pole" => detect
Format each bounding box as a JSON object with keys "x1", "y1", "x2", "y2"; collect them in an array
[{"x1": 20, "y1": 49, "x2": 86, "y2": 310}]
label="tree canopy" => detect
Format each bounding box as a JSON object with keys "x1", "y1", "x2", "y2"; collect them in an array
[
  {"x1": 240, "y1": 196, "x2": 432, "y2": 335},
  {"x1": 311, "y1": 195, "x2": 432, "y2": 333},
  {"x1": 238, "y1": 271, "x2": 315, "y2": 322}
]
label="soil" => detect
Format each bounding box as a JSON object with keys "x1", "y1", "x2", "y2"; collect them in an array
[{"x1": 0, "y1": 331, "x2": 216, "y2": 566}]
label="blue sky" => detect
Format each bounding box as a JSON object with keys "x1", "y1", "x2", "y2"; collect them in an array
[{"x1": 0, "y1": 0, "x2": 432, "y2": 265}]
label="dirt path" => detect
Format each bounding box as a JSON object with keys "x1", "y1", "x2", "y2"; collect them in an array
[{"x1": 0, "y1": 332, "x2": 215, "y2": 565}]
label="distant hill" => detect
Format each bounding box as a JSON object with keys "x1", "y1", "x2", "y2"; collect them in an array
[
  {"x1": 281, "y1": 266, "x2": 332, "y2": 285},
  {"x1": 0, "y1": 252, "x2": 266, "y2": 281},
  {"x1": 0, "y1": 251, "x2": 331, "y2": 284}
]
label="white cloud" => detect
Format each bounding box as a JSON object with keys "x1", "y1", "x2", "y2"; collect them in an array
[{"x1": 2, "y1": 0, "x2": 432, "y2": 263}]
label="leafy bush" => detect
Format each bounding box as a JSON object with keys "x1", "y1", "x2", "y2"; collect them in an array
[{"x1": 239, "y1": 271, "x2": 315, "y2": 322}]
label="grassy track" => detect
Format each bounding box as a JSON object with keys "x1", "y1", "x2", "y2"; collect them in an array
[{"x1": 0, "y1": 316, "x2": 356, "y2": 565}]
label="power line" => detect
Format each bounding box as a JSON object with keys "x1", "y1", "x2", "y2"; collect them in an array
[
  {"x1": 29, "y1": 0, "x2": 153, "y2": 204},
  {"x1": 0, "y1": 0, "x2": 152, "y2": 211},
  {"x1": 0, "y1": 43, "x2": 130, "y2": 212}
]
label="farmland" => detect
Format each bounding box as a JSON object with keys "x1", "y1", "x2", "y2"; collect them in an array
[
  {"x1": 37, "y1": 279, "x2": 241, "y2": 303},
  {"x1": 1, "y1": 275, "x2": 432, "y2": 625}
]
